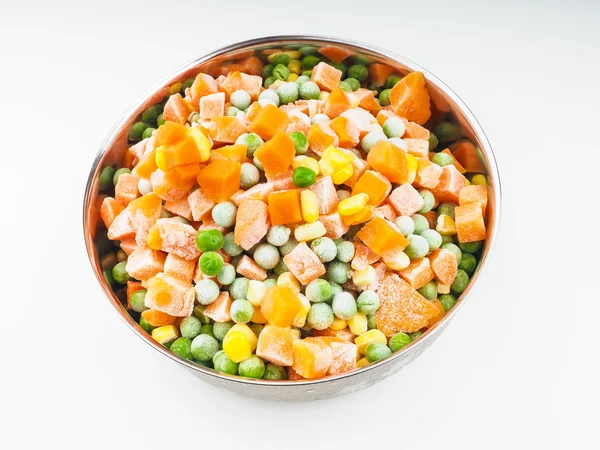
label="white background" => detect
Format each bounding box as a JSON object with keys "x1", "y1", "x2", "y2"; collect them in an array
[{"x1": 1, "y1": 1, "x2": 598, "y2": 449}]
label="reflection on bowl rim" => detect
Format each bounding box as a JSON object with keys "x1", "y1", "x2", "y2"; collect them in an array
[{"x1": 83, "y1": 35, "x2": 502, "y2": 388}]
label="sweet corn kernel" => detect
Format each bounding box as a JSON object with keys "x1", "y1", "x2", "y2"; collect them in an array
[
  {"x1": 247, "y1": 280, "x2": 267, "y2": 306},
  {"x1": 331, "y1": 165, "x2": 354, "y2": 184},
  {"x1": 356, "y1": 357, "x2": 370, "y2": 368},
  {"x1": 292, "y1": 294, "x2": 310, "y2": 328},
  {"x1": 353, "y1": 265, "x2": 377, "y2": 287},
  {"x1": 168, "y1": 82, "x2": 182, "y2": 95},
  {"x1": 465, "y1": 178, "x2": 471, "y2": 186},
  {"x1": 355, "y1": 329, "x2": 387, "y2": 354},
  {"x1": 436, "y1": 214, "x2": 457, "y2": 236},
  {"x1": 277, "y1": 272, "x2": 301, "y2": 294},
  {"x1": 437, "y1": 282, "x2": 451, "y2": 294},
  {"x1": 301, "y1": 190, "x2": 319, "y2": 223},
  {"x1": 383, "y1": 252, "x2": 411, "y2": 271},
  {"x1": 348, "y1": 313, "x2": 368, "y2": 335},
  {"x1": 151, "y1": 325, "x2": 179, "y2": 344},
  {"x1": 471, "y1": 174, "x2": 488, "y2": 186},
  {"x1": 294, "y1": 221, "x2": 326, "y2": 242},
  {"x1": 338, "y1": 193, "x2": 370, "y2": 216},
  {"x1": 289, "y1": 328, "x2": 301, "y2": 339},
  {"x1": 223, "y1": 324, "x2": 258, "y2": 363},
  {"x1": 322, "y1": 146, "x2": 355, "y2": 165},
  {"x1": 406, "y1": 154, "x2": 418, "y2": 184},
  {"x1": 292, "y1": 155, "x2": 320, "y2": 174},
  {"x1": 187, "y1": 127, "x2": 211, "y2": 162},
  {"x1": 287, "y1": 73, "x2": 299, "y2": 82},
  {"x1": 146, "y1": 225, "x2": 163, "y2": 250},
  {"x1": 330, "y1": 318, "x2": 348, "y2": 331},
  {"x1": 288, "y1": 60, "x2": 302, "y2": 75}
]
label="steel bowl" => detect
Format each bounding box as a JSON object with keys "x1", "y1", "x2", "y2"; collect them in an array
[{"x1": 83, "y1": 35, "x2": 501, "y2": 401}]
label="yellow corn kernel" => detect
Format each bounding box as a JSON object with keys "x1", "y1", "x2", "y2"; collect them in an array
[
  {"x1": 348, "y1": 313, "x2": 368, "y2": 335},
  {"x1": 356, "y1": 357, "x2": 370, "y2": 368},
  {"x1": 330, "y1": 318, "x2": 347, "y2": 331},
  {"x1": 287, "y1": 60, "x2": 302, "y2": 75},
  {"x1": 292, "y1": 294, "x2": 311, "y2": 328},
  {"x1": 301, "y1": 190, "x2": 319, "y2": 223},
  {"x1": 277, "y1": 272, "x2": 301, "y2": 294},
  {"x1": 355, "y1": 329, "x2": 387, "y2": 354},
  {"x1": 294, "y1": 221, "x2": 326, "y2": 242},
  {"x1": 289, "y1": 328, "x2": 301, "y2": 339},
  {"x1": 437, "y1": 282, "x2": 451, "y2": 294},
  {"x1": 146, "y1": 225, "x2": 162, "y2": 250},
  {"x1": 338, "y1": 193, "x2": 370, "y2": 216},
  {"x1": 168, "y1": 82, "x2": 182, "y2": 95},
  {"x1": 292, "y1": 155, "x2": 320, "y2": 174},
  {"x1": 187, "y1": 127, "x2": 211, "y2": 162},
  {"x1": 247, "y1": 280, "x2": 267, "y2": 306},
  {"x1": 472, "y1": 174, "x2": 488, "y2": 186},
  {"x1": 464, "y1": 178, "x2": 471, "y2": 186},
  {"x1": 406, "y1": 154, "x2": 418, "y2": 184},
  {"x1": 383, "y1": 252, "x2": 411, "y2": 271},
  {"x1": 322, "y1": 145, "x2": 355, "y2": 164},
  {"x1": 319, "y1": 91, "x2": 329, "y2": 101},
  {"x1": 353, "y1": 265, "x2": 376, "y2": 287},
  {"x1": 223, "y1": 324, "x2": 258, "y2": 363},
  {"x1": 267, "y1": 50, "x2": 302, "y2": 62},
  {"x1": 331, "y1": 165, "x2": 354, "y2": 184},
  {"x1": 151, "y1": 325, "x2": 179, "y2": 344},
  {"x1": 436, "y1": 214, "x2": 457, "y2": 236},
  {"x1": 287, "y1": 73, "x2": 299, "y2": 82}
]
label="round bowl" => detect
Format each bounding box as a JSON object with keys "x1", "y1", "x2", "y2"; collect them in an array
[{"x1": 83, "y1": 35, "x2": 501, "y2": 401}]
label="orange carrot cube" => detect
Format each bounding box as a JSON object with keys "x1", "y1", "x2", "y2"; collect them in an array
[
  {"x1": 100, "y1": 197, "x2": 124, "y2": 229},
  {"x1": 427, "y1": 299, "x2": 446, "y2": 329},
  {"x1": 209, "y1": 116, "x2": 249, "y2": 143},
  {"x1": 292, "y1": 337, "x2": 333, "y2": 379},
  {"x1": 404, "y1": 122, "x2": 430, "y2": 140},
  {"x1": 145, "y1": 273, "x2": 195, "y2": 317},
  {"x1": 307, "y1": 122, "x2": 339, "y2": 156},
  {"x1": 219, "y1": 71, "x2": 262, "y2": 100},
  {"x1": 266, "y1": 168, "x2": 295, "y2": 191},
  {"x1": 283, "y1": 241, "x2": 327, "y2": 285},
  {"x1": 187, "y1": 188, "x2": 216, "y2": 221},
  {"x1": 387, "y1": 183, "x2": 424, "y2": 216},
  {"x1": 199, "y1": 92, "x2": 225, "y2": 119},
  {"x1": 311, "y1": 62, "x2": 343, "y2": 92},
  {"x1": 256, "y1": 325, "x2": 294, "y2": 366},
  {"x1": 367, "y1": 140, "x2": 408, "y2": 184},
  {"x1": 249, "y1": 104, "x2": 290, "y2": 141},
  {"x1": 414, "y1": 158, "x2": 443, "y2": 189},
  {"x1": 309, "y1": 175, "x2": 339, "y2": 214},
  {"x1": 368, "y1": 63, "x2": 395, "y2": 87},
  {"x1": 132, "y1": 147, "x2": 158, "y2": 179},
  {"x1": 404, "y1": 138, "x2": 429, "y2": 158},
  {"x1": 389, "y1": 71, "x2": 431, "y2": 125},
  {"x1": 210, "y1": 144, "x2": 248, "y2": 165},
  {"x1": 351, "y1": 242, "x2": 380, "y2": 271},
  {"x1": 267, "y1": 189, "x2": 303, "y2": 225},
  {"x1": 164, "y1": 253, "x2": 197, "y2": 283},
  {"x1": 441, "y1": 148, "x2": 466, "y2": 174},
  {"x1": 459, "y1": 184, "x2": 488, "y2": 215},
  {"x1": 203, "y1": 292, "x2": 232, "y2": 322},
  {"x1": 141, "y1": 309, "x2": 178, "y2": 327},
  {"x1": 311, "y1": 327, "x2": 355, "y2": 343},
  {"x1": 125, "y1": 247, "x2": 166, "y2": 281},
  {"x1": 318, "y1": 45, "x2": 355, "y2": 64},
  {"x1": 189, "y1": 73, "x2": 219, "y2": 107},
  {"x1": 329, "y1": 116, "x2": 360, "y2": 148},
  {"x1": 319, "y1": 212, "x2": 349, "y2": 239},
  {"x1": 151, "y1": 168, "x2": 195, "y2": 202},
  {"x1": 356, "y1": 217, "x2": 408, "y2": 259},
  {"x1": 430, "y1": 165, "x2": 467, "y2": 204},
  {"x1": 197, "y1": 160, "x2": 241, "y2": 202},
  {"x1": 234, "y1": 199, "x2": 270, "y2": 250},
  {"x1": 323, "y1": 88, "x2": 352, "y2": 118},
  {"x1": 146, "y1": 218, "x2": 201, "y2": 261},
  {"x1": 254, "y1": 131, "x2": 295, "y2": 176},
  {"x1": 163, "y1": 93, "x2": 191, "y2": 124},
  {"x1": 342, "y1": 150, "x2": 369, "y2": 189},
  {"x1": 353, "y1": 88, "x2": 381, "y2": 113},
  {"x1": 115, "y1": 173, "x2": 140, "y2": 206},
  {"x1": 428, "y1": 249, "x2": 458, "y2": 285},
  {"x1": 340, "y1": 108, "x2": 377, "y2": 137},
  {"x1": 312, "y1": 336, "x2": 357, "y2": 376},
  {"x1": 455, "y1": 202, "x2": 486, "y2": 243},
  {"x1": 352, "y1": 170, "x2": 392, "y2": 207},
  {"x1": 261, "y1": 286, "x2": 306, "y2": 327},
  {"x1": 375, "y1": 274, "x2": 439, "y2": 335},
  {"x1": 451, "y1": 140, "x2": 486, "y2": 173},
  {"x1": 163, "y1": 197, "x2": 193, "y2": 221},
  {"x1": 236, "y1": 255, "x2": 267, "y2": 281},
  {"x1": 374, "y1": 204, "x2": 397, "y2": 221},
  {"x1": 230, "y1": 183, "x2": 274, "y2": 206},
  {"x1": 399, "y1": 257, "x2": 435, "y2": 289}
]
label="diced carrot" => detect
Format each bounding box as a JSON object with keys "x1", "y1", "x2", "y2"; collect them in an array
[
  {"x1": 404, "y1": 122, "x2": 430, "y2": 140},
  {"x1": 353, "y1": 88, "x2": 381, "y2": 113},
  {"x1": 268, "y1": 189, "x2": 303, "y2": 225},
  {"x1": 356, "y1": 217, "x2": 408, "y2": 259},
  {"x1": 455, "y1": 202, "x2": 486, "y2": 243},
  {"x1": 199, "y1": 92, "x2": 225, "y2": 119},
  {"x1": 369, "y1": 63, "x2": 396, "y2": 87},
  {"x1": 387, "y1": 183, "x2": 424, "y2": 216},
  {"x1": 203, "y1": 292, "x2": 232, "y2": 322},
  {"x1": 318, "y1": 45, "x2": 354, "y2": 63},
  {"x1": 352, "y1": 170, "x2": 392, "y2": 206},
  {"x1": 254, "y1": 131, "x2": 295, "y2": 176},
  {"x1": 311, "y1": 62, "x2": 343, "y2": 92},
  {"x1": 249, "y1": 104, "x2": 290, "y2": 141},
  {"x1": 292, "y1": 337, "x2": 333, "y2": 379},
  {"x1": 163, "y1": 93, "x2": 191, "y2": 125},
  {"x1": 307, "y1": 122, "x2": 339, "y2": 156},
  {"x1": 132, "y1": 147, "x2": 158, "y2": 179},
  {"x1": 163, "y1": 253, "x2": 197, "y2": 283},
  {"x1": 319, "y1": 212, "x2": 349, "y2": 239},
  {"x1": 451, "y1": 140, "x2": 486, "y2": 173},
  {"x1": 234, "y1": 199, "x2": 270, "y2": 250},
  {"x1": 236, "y1": 255, "x2": 267, "y2": 281},
  {"x1": 323, "y1": 88, "x2": 352, "y2": 118},
  {"x1": 283, "y1": 242, "x2": 326, "y2": 285},
  {"x1": 430, "y1": 165, "x2": 467, "y2": 204},
  {"x1": 256, "y1": 325, "x2": 294, "y2": 366},
  {"x1": 231, "y1": 183, "x2": 274, "y2": 206},
  {"x1": 151, "y1": 168, "x2": 195, "y2": 202},
  {"x1": 115, "y1": 173, "x2": 141, "y2": 206},
  {"x1": 399, "y1": 257, "x2": 435, "y2": 289},
  {"x1": 312, "y1": 336, "x2": 357, "y2": 376},
  {"x1": 187, "y1": 188, "x2": 216, "y2": 221},
  {"x1": 367, "y1": 140, "x2": 408, "y2": 183},
  {"x1": 141, "y1": 309, "x2": 178, "y2": 327},
  {"x1": 389, "y1": 72, "x2": 431, "y2": 125},
  {"x1": 441, "y1": 148, "x2": 466, "y2": 173},
  {"x1": 209, "y1": 116, "x2": 249, "y2": 143},
  {"x1": 100, "y1": 197, "x2": 124, "y2": 229},
  {"x1": 163, "y1": 196, "x2": 193, "y2": 221},
  {"x1": 404, "y1": 138, "x2": 429, "y2": 159},
  {"x1": 427, "y1": 299, "x2": 446, "y2": 328},
  {"x1": 188, "y1": 73, "x2": 219, "y2": 108},
  {"x1": 239, "y1": 55, "x2": 264, "y2": 76},
  {"x1": 261, "y1": 286, "x2": 306, "y2": 327},
  {"x1": 459, "y1": 184, "x2": 488, "y2": 215},
  {"x1": 329, "y1": 116, "x2": 360, "y2": 148},
  {"x1": 210, "y1": 144, "x2": 248, "y2": 164},
  {"x1": 197, "y1": 160, "x2": 241, "y2": 202},
  {"x1": 219, "y1": 71, "x2": 262, "y2": 100},
  {"x1": 428, "y1": 249, "x2": 458, "y2": 285},
  {"x1": 414, "y1": 158, "x2": 443, "y2": 189},
  {"x1": 309, "y1": 175, "x2": 339, "y2": 214}
]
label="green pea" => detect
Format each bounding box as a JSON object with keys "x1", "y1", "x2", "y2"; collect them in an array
[
  {"x1": 262, "y1": 64, "x2": 274, "y2": 79},
  {"x1": 193, "y1": 305, "x2": 211, "y2": 325},
  {"x1": 213, "y1": 321, "x2": 234, "y2": 341},
  {"x1": 408, "y1": 330, "x2": 423, "y2": 340},
  {"x1": 157, "y1": 114, "x2": 165, "y2": 128},
  {"x1": 196, "y1": 229, "x2": 224, "y2": 252},
  {"x1": 111, "y1": 261, "x2": 129, "y2": 284},
  {"x1": 289, "y1": 131, "x2": 308, "y2": 155},
  {"x1": 230, "y1": 299, "x2": 255, "y2": 324},
  {"x1": 364, "y1": 342, "x2": 392, "y2": 363},
  {"x1": 180, "y1": 316, "x2": 202, "y2": 340},
  {"x1": 139, "y1": 316, "x2": 155, "y2": 334},
  {"x1": 263, "y1": 363, "x2": 288, "y2": 380},
  {"x1": 307, "y1": 303, "x2": 334, "y2": 330},
  {"x1": 421, "y1": 229, "x2": 443, "y2": 251},
  {"x1": 229, "y1": 277, "x2": 249, "y2": 300},
  {"x1": 239, "y1": 355, "x2": 266, "y2": 378},
  {"x1": 451, "y1": 269, "x2": 469, "y2": 294},
  {"x1": 141, "y1": 105, "x2": 162, "y2": 124},
  {"x1": 417, "y1": 281, "x2": 438, "y2": 300},
  {"x1": 458, "y1": 241, "x2": 482, "y2": 254},
  {"x1": 142, "y1": 127, "x2": 156, "y2": 139},
  {"x1": 429, "y1": 132, "x2": 439, "y2": 151},
  {"x1": 299, "y1": 81, "x2": 320, "y2": 100},
  {"x1": 327, "y1": 261, "x2": 351, "y2": 284},
  {"x1": 347, "y1": 65, "x2": 368, "y2": 82},
  {"x1": 332, "y1": 292, "x2": 357, "y2": 320},
  {"x1": 271, "y1": 53, "x2": 291, "y2": 66},
  {"x1": 344, "y1": 77, "x2": 360, "y2": 91},
  {"x1": 201, "y1": 324, "x2": 215, "y2": 338},
  {"x1": 412, "y1": 214, "x2": 430, "y2": 234},
  {"x1": 248, "y1": 323, "x2": 264, "y2": 337},
  {"x1": 356, "y1": 290, "x2": 380, "y2": 314},
  {"x1": 273, "y1": 64, "x2": 291, "y2": 81},
  {"x1": 192, "y1": 334, "x2": 220, "y2": 362},
  {"x1": 180, "y1": 78, "x2": 194, "y2": 95},
  {"x1": 437, "y1": 203, "x2": 456, "y2": 219},
  {"x1": 434, "y1": 122, "x2": 463, "y2": 144},
  {"x1": 432, "y1": 152, "x2": 454, "y2": 167},
  {"x1": 128, "y1": 121, "x2": 147, "y2": 142},
  {"x1": 296, "y1": 75, "x2": 310, "y2": 85},
  {"x1": 277, "y1": 82, "x2": 299, "y2": 105},
  {"x1": 223, "y1": 232, "x2": 243, "y2": 256},
  {"x1": 170, "y1": 337, "x2": 192, "y2": 360},
  {"x1": 305, "y1": 279, "x2": 333, "y2": 303},
  {"x1": 458, "y1": 253, "x2": 477, "y2": 275},
  {"x1": 301, "y1": 55, "x2": 320, "y2": 70},
  {"x1": 98, "y1": 166, "x2": 115, "y2": 191},
  {"x1": 339, "y1": 81, "x2": 352, "y2": 92},
  {"x1": 379, "y1": 89, "x2": 391, "y2": 106},
  {"x1": 418, "y1": 190, "x2": 435, "y2": 214},
  {"x1": 405, "y1": 234, "x2": 429, "y2": 259},
  {"x1": 292, "y1": 166, "x2": 317, "y2": 188},
  {"x1": 199, "y1": 251, "x2": 223, "y2": 277},
  {"x1": 264, "y1": 76, "x2": 276, "y2": 88},
  {"x1": 385, "y1": 74, "x2": 402, "y2": 89},
  {"x1": 112, "y1": 168, "x2": 131, "y2": 185},
  {"x1": 439, "y1": 294, "x2": 457, "y2": 312},
  {"x1": 301, "y1": 70, "x2": 313, "y2": 77},
  {"x1": 299, "y1": 46, "x2": 318, "y2": 55},
  {"x1": 213, "y1": 350, "x2": 239, "y2": 375},
  {"x1": 130, "y1": 289, "x2": 148, "y2": 313},
  {"x1": 366, "y1": 312, "x2": 377, "y2": 330},
  {"x1": 388, "y1": 332, "x2": 411, "y2": 352}
]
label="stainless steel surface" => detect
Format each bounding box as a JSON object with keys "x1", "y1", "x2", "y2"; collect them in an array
[{"x1": 83, "y1": 35, "x2": 501, "y2": 401}]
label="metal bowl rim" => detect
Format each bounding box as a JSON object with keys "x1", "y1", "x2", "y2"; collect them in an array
[{"x1": 83, "y1": 34, "x2": 502, "y2": 387}]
